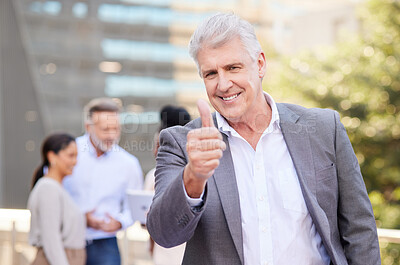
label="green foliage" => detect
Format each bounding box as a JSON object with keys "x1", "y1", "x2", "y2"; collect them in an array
[
  {"x1": 266, "y1": 0, "x2": 399, "y2": 199},
  {"x1": 265, "y1": 0, "x2": 400, "y2": 262}
]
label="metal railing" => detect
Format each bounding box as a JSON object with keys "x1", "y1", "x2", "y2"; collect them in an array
[
  {"x1": 0, "y1": 209, "x2": 152, "y2": 265},
  {"x1": 377, "y1": 228, "x2": 400, "y2": 244},
  {"x1": 1, "y1": 208, "x2": 399, "y2": 265}
]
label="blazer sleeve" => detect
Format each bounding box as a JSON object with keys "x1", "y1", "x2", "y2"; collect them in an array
[
  {"x1": 147, "y1": 127, "x2": 207, "y2": 248},
  {"x1": 334, "y1": 111, "x2": 381, "y2": 265}
]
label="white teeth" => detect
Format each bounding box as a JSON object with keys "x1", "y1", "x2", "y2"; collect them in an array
[{"x1": 222, "y1": 94, "x2": 238, "y2": 101}]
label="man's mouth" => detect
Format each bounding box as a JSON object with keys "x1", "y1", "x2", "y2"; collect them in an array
[{"x1": 222, "y1": 93, "x2": 240, "y2": 101}]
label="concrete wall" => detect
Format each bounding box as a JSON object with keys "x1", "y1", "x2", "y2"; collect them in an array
[{"x1": 0, "y1": 0, "x2": 45, "y2": 208}]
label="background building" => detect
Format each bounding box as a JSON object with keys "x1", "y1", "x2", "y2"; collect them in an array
[{"x1": 0, "y1": 0, "x2": 361, "y2": 208}]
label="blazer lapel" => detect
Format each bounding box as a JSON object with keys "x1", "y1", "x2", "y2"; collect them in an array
[
  {"x1": 277, "y1": 104, "x2": 316, "y2": 196},
  {"x1": 212, "y1": 115, "x2": 244, "y2": 264},
  {"x1": 277, "y1": 104, "x2": 334, "y2": 257}
]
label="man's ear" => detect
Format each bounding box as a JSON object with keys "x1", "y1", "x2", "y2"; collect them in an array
[
  {"x1": 257, "y1": 51, "x2": 267, "y2": 78},
  {"x1": 85, "y1": 122, "x2": 91, "y2": 133}
]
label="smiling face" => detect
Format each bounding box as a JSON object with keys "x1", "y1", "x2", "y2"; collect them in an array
[
  {"x1": 51, "y1": 141, "x2": 78, "y2": 176},
  {"x1": 197, "y1": 37, "x2": 267, "y2": 124}
]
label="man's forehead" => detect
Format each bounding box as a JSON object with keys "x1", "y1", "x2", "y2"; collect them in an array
[
  {"x1": 91, "y1": 111, "x2": 119, "y2": 122},
  {"x1": 198, "y1": 39, "x2": 248, "y2": 65}
]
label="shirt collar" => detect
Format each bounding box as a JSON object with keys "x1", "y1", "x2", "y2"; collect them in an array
[{"x1": 215, "y1": 91, "x2": 280, "y2": 136}]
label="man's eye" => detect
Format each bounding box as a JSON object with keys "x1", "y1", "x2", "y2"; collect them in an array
[{"x1": 205, "y1": 72, "x2": 216, "y2": 78}]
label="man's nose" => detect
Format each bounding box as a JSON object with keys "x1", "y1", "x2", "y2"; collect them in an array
[
  {"x1": 108, "y1": 132, "x2": 118, "y2": 139},
  {"x1": 106, "y1": 130, "x2": 119, "y2": 139},
  {"x1": 217, "y1": 72, "x2": 233, "y2": 92}
]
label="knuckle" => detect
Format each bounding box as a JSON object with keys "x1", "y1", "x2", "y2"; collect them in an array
[
  {"x1": 217, "y1": 140, "x2": 224, "y2": 149},
  {"x1": 217, "y1": 149, "x2": 223, "y2": 157},
  {"x1": 206, "y1": 140, "x2": 213, "y2": 150},
  {"x1": 186, "y1": 142, "x2": 193, "y2": 151},
  {"x1": 187, "y1": 130, "x2": 194, "y2": 138},
  {"x1": 188, "y1": 129, "x2": 200, "y2": 138},
  {"x1": 188, "y1": 153, "x2": 196, "y2": 161},
  {"x1": 221, "y1": 140, "x2": 226, "y2": 149}
]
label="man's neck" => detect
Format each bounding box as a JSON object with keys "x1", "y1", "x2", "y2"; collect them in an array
[{"x1": 227, "y1": 98, "x2": 272, "y2": 150}]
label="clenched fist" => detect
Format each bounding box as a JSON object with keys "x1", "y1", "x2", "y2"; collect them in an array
[{"x1": 183, "y1": 99, "x2": 226, "y2": 198}]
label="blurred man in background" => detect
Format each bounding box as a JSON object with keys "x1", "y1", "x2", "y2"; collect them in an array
[{"x1": 64, "y1": 98, "x2": 143, "y2": 265}]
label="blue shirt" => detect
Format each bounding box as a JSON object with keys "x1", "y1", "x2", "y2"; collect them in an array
[{"x1": 63, "y1": 134, "x2": 143, "y2": 240}]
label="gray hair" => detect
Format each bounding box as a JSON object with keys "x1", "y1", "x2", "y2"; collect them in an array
[
  {"x1": 189, "y1": 13, "x2": 262, "y2": 75},
  {"x1": 84, "y1": 97, "x2": 121, "y2": 123}
]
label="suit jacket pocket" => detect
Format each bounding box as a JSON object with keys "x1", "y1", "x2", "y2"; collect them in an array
[
  {"x1": 316, "y1": 163, "x2": 336, "y2": 181},
  {"x1": 316, "y1": 164, "x2": 338, "y2": 217}
]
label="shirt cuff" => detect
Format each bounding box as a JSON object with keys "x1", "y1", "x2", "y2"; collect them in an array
[
  {"x1": 115, "y1": 213, "x2": 133, "y2": 230},
  {"x1": 182, "y1": 179, "x2": 204, "y2": 207}
]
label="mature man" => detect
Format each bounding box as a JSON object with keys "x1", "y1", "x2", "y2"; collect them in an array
[
  {"x1": 147, "y1": 13, "x2": 380, "y2": 265},
  {"x1": 63, "y1": 98, "x2": 143, "y2": 265}
]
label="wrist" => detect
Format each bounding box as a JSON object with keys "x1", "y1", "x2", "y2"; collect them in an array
[{"x1": 183, "y1": 165, "x2": 207, "y2": 198}]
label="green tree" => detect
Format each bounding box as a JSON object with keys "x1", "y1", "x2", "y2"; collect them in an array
[{"x1": 265, "y1": 0, "x2": 400, "y2": 262}]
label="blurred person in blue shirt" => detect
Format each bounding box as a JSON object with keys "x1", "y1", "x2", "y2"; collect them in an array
[{"x1": 63, "y1": 98, "x2": 143, "y2": 265}]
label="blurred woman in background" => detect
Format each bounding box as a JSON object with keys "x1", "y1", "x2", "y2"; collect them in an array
[{"x1": 28, "y1": 133, "x2": 86, "y2": 265}]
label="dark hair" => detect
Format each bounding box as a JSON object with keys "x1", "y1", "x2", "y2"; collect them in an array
[
  {"x1": 159, "y1": 105, "x2": 191, "y2": 131},
  {"x1": 31, "y1": 133, "x2": 75, "y2": 189}
]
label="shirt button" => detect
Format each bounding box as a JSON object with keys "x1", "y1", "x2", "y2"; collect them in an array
[
  {"x1": 262, "y1": 227, "x2": 267, "y2": 233},
  {"x1": 258, "y1": 196, "x2": 264, "y2": 201},
  {"x1": 264, "y1": 262, "x2": 268, "y2": 265}
]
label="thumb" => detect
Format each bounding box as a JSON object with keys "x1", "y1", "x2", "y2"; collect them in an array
[{"x1": 197, "y1": 99, "x2": 215, "y2": 128}]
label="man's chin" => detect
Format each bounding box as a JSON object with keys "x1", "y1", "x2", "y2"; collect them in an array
[
  {"x1": 102, "y1": 143, "x2": 116, "y2": 152},
  {"x1": 220, "y1": 110, "x2": 242, "y2": 122},
  {"x1": 99, "y1": 146, "x2": 112, "y2": 152}
]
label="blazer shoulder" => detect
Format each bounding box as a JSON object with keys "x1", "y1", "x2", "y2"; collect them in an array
[
  {"x1": 279, "y1": 102, "x2": 336, "y2": 116},
  {"x1": 160, "y1": 117, "x2": 202, "y2": 137},
  {"x1": 279, "y1": 103, "x2": 337, "y2": 122}
]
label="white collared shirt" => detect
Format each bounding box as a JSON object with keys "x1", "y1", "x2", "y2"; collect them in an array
[
  {"x1": 213, "y1": 92, "x2": 330, "y2": 265},
  {"x1": 63, "y1": 134, "x2": 143, "y2": 240}
]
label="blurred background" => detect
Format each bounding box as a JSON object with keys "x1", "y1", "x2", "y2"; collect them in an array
[{"x1": 0, "y1": 0, "x2": 399, "y2": 264}]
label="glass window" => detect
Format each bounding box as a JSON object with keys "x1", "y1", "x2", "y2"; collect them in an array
[
  {"x1": 101, "y1": 39, "x2": 190, "y2": 62},
  {"x1": 29, "y1": 2, "x2": 42, "y2": 13},
  {"x1": 98, "y1": 4, "x2": 211, "y2": 26},
  {"x1": 105, "y1": 75, "x2": 203, "y2": 97},
  {"x1": 29, "y1": 1, "x2": 62, "y2": 16},
  {"x1": 43, "y1": 1, "x2": 62, "y2": 15},
  {"x1": 120, "y1": 0, "x2": 238, "y2": 5},
  {"x1": 73, "y1": 2, "x2": 88, "y2": 18},
  {"x1": 120, "y1": 111, "x2": 160, "y2": 125}
]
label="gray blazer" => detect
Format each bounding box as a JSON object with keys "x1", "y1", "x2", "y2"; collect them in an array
[{"x1": 147, "y1": 103, "x2": 380, "y2": 265}]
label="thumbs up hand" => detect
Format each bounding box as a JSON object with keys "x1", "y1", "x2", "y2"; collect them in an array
[
  {"x1": 197, "y1": 98, "x2": 215, "y2": 128},
  {"x1": 183, "y1": 99, "x2": 226, "y2": 198}
]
